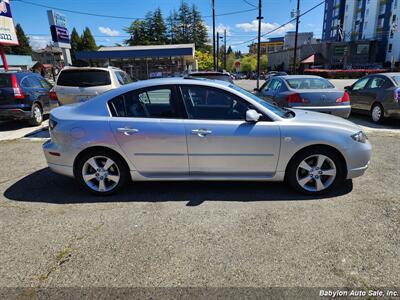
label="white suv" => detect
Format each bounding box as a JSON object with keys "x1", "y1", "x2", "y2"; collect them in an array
[{"x1": 51, "y1": 67, "x2": 132, "y2": 105}]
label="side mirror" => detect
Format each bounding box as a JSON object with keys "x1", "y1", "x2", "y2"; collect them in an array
[
  {"x1": 253, "y1": 88, "x2": 259, "y2": 92},
  {"x1": 344, "y1": 85, "x2": 352, "y2": 91},
  {"x1": 245, "y1": 109, "x2": 261, "y2": 122}
]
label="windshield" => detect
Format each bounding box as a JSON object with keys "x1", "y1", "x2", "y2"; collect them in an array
[
  {"x1": 191, "y1": 74, "x2": 232, "y2": 82},
  {"x1": 392, "y1": 76, "x2": 400, "y2": 86},
  {"x1": 286, "y1": 77, "x2": 334, "y2": 89},
  {"x1": 229, "y1": 84, "x2": 291, "y2": 118},
  {"x1": 57, "y1": 70, "x2": 111, "y2": 87}
]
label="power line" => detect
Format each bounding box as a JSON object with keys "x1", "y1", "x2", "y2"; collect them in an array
[
  {"x1": 242, "y1": 0, "x2": 258, "y2": 8},
  {"x1": 230, "y1": 0, "x2": 325, "y2": 46},
  {"x1": 12, "y1": 0, "x2": 257, "y2": 20}
]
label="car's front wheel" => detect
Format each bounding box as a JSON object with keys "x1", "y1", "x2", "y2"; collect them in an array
[
  {"x1": 75, "y1": 150, "x2": 129, "y2": 195},
  {"x1": 371, "y1": 103, "x2": 384, "y2": 123},
  {"x1": 286, "y1": 148, "x2": 345, "y2": 195}
]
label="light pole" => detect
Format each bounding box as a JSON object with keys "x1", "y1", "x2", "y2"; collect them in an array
[
  {"x1": 224, "y1": 29, "x2": 227, "y2": 70},
  {"x1": 212, "y1": 0, "x2": 216, "y2": 71},
  {"x1": 256, "y1": 0, "x2": 263, "y2": 89},
  {"x1": 217, "y1": 31, "x2": 219, "y2": 70},
  {"x1": 292, "y1": 0, "x2": 300, "y2": 74}
]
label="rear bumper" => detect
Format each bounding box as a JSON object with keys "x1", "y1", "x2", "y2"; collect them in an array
[
  {"x1": 291, "y1": 105, "x2": 351, "y2": 118},
  {"x1": 43, "y1": 139, "x2": 75, "y2": 177},
  {"x1": 0, "y1": 108, "x2": 31, "y2": 120},
  {"x1": 48, "y1": 162, "x2": 74, "y2": 177}
]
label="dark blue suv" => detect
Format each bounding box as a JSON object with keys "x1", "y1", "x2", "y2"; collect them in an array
[{"x1": 0, "y1": 72, "x2": 57, "y2": 126}]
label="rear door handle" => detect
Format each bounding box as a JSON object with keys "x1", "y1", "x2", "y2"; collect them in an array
[
  {"x1": 117, "y1": 127, "x2": 139, "y2": 136},
  {"x1": 191, "y1": 128, "x2": 212, "y2": 137}
]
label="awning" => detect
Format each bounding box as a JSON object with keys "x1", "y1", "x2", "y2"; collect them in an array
[{"x1": 301, "y1": 54, "x2": 315, "y2": 64}]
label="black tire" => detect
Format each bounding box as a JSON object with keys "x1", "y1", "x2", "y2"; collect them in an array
[
  {"x1": 74, "y1": 149, "x2": 129, "y2": 196},
  {"x1": 286, "y1": 147, "x2": 346, "y2": 195},
  {"x1": 28, "y1": 103, "x2": 43, "y2": 126},
  {"x1": 370, "y1": 103, "x2": 385, "y2": 124}
]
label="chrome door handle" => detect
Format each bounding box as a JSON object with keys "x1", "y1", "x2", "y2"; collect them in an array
[
  {"x1": 191, "y1": 128, "x2": 212, "y2": 137},
  {"x1": 117, "y1": 127, "x2": 139, "y2": 136}
]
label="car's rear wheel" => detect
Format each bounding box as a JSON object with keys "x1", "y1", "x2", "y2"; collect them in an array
[
  {"x1": 28, "y1": 103, "x2": 43, "y2": 126},
  {"x1": 75, "y1": 150, "x2": 129, "y2": 195},
  {"x1": 371, "y1": 103, "x2": 384, "y2": 123},
  {"x1": 287, "y1": 148, "x2": 345, "y2": 195}
]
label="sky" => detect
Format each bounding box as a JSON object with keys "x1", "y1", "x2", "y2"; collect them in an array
[{"x1": 10, "y1": 0, "x2": 325, "y2": 53}]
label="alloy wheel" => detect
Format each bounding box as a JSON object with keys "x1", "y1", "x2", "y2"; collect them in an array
[
  {"x1": 33, "y1": 106, "x2": 42, "y2": 124},
  {"x1": 372, "y1": 105, "x2": 382, "y2": 123},
  {"x1": 295, "y1": 154, "x2": 337, "y2": 192},
  {"x1": 82, "y1": 156, "x2": 120, "y2": 192}
]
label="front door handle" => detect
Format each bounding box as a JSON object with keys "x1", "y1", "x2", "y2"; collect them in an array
[
  {"x1": 191, "y1": 128, "x2": 212, "y2": 137},
  {"x1": 117, "y1": 127, "x2": 139, "y2": 136}
]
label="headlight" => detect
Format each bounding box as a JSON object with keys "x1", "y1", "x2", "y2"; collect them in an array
[{"x1": 351, "y1": 131, "x2": 368, "y2": 143}]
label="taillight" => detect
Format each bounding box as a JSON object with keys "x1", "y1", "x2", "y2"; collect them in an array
[
  {"x1": 336, "y1": 91, "x2": 350, "y2": 103},
  {"x1": 287, "y1": 93, "x2": 308, "y2": 104},
  {"x1": 394, "y1": 88, "x2": 400, "y2": 103},
  {"x1": 49, "y1": 91, "x2": 58, "y2": 101},
  {"x1": 11, "y1": 74, "x2": 24, "y2": 99}
]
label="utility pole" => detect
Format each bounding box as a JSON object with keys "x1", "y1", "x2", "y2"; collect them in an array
[
  {"x1": 212, "y1": 0, "x2": 216, "y2": 71},
  {"x1": 292, "y1": 0, "x2": 300, "y2": 74},
  {"x1": 216, "y1": 32, "x2": 220, "y2": 71},
  {"x1": 224, "y1": 29, "x2": 227, "y2": 70},
  {"x1": 256, "y1": 0, "x2": 263, "y2": 89}
]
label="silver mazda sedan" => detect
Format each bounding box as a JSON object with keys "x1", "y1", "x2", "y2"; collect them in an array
[{"x1": 43, "y1": 78, "x2": 371, "y2": 195}]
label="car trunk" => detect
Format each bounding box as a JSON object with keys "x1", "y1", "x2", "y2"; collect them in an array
[{"x1": 291, "y1": 89, "x2": 345, "y2": 107}]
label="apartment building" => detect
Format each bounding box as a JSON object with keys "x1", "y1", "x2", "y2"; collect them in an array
[{"x1": 322, "y1": 0, "x2": 399, "y2": 66}]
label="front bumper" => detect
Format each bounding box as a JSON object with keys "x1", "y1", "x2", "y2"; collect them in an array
[
  {"x1": 344, "y1": 141, "x2": 372, "y2": 179},
  {"x1": 291, "y1": 105, "x2": 351, "y2": 118}
]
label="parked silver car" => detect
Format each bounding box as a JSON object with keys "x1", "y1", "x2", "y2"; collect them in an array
[
  {"x1": 254, "y1": 75, "x2": 351, "y2": 118},
  {"x1": 43, "y1": 78, "x2": 371, "y2": 195}
]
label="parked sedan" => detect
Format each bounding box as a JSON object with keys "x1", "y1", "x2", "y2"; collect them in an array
[
  {"x1": 0, "y1": 72, "x2": 56, "y2": 125},
  {"x1": 255, "y1": 75, "x2": 351, "y2": 118},
  {"x1": 43, "y1": 78, "x2": 371, "y2": 196},
  {"x1": 188, "y1": 71, "x2": 234, "y2": 83},
  {"x1": 345, "y1": 73, "x2": 400, "y2": 123}
]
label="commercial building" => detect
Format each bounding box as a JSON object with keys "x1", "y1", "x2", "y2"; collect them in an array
[
  {"x1": 249, "y1": 37, "x2": 284, "y2": 55},
  {"x1": 32, "y1": 46, "x2": 64, "y2": 67},
  {"x1": 75, "y1": 44, "x2": 196, "y2": 80},
  {"x1": 0, "y1": 55, "x2": 34, "y2": 71},
  {"x1": 322, "y1": 0, "x2": 399, "y2": 66},
  {"x1": 284, "y1": 32, "x2": 315, "y2": 49}
]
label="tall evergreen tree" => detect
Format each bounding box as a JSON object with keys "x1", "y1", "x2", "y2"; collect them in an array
[
  {"x1": 125, "y1": 19, "x2": 148, "y2": 45},
  {"x1": 175, "y1": 1, "x2": 192, "y2": 43},
  {"x1": 150, "y1": 8, "x2": 167, "y2": 44},
  {"x1": 80, "y1": 27, "x2": 97, "y2": 50},
  {"x1": 5, "y1": 24, "x2": 32, "y2": 55},
  {"x1": 70, "y1": 27, "x2": 81, "y2": 62},
  {"x1": 191, "y1": 4, "x2": 208, "y2": 50},
  {"x1": 166, "y1": 10, "x2": 179, "y2": 44},
  {"x1": 227, "y1": 46, "x2": 233, "y2": 55}
]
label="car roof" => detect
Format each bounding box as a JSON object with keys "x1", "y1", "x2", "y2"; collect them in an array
[
  {"x1": 372, "y1": 72, "x2": 400, "y2": 77},
  {"x1": 60, "y1": 66, "x2": 122, "y2": 72},
  {"x1": 189, "y1": 71, "x2": 229, "y2": 76},
  {"x1": 278, "y1": 75, "x2": 326, "y2": 79}
]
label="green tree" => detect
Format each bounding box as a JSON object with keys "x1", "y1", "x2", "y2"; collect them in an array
[
  {"x1": 70, "y1": 27, "x2": 81, "y2": 62},
  {"x1": 191, "y1": 4, "x2": 208, "y2": 50},
  {"x1": 166, "y1": 10, "x2": 179, "y2": 44},
  {"x1": 175, "y1": 1, "x2": 192, "y2": 43},
  {"x1": 227, "y1": 46, "x2": 233, "y2": 55},
  {"x1": 5, "y1": 24, "x2": 32, "y2": 55},
  {"x1": 125, "y1": 20, "x2": 147, "y2": 45},
  {"x1": 149, "y1": 8, "x2": 167, "y2": 44},
  {"x1": 195, "y1": 50, "x2": 213, "y2": 71},
  {"x1": 240, "y1": 55, "x2": 257, "y2": 72},
  {"x1": 260, "y1": 55, "x2": 268, "y2": 72},
  {"x1": 80, "y1": 27, "x2": 97, "y2": 50},
  {"x1": 226, "y1": 52, "x2": 236, "y2": 72}
]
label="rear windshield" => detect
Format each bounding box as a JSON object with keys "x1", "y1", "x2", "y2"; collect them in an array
[
  {"x1": 0, "y1": 74, "x2": 11, "y2": 87},
  {"x1": 57, "y1": 70, "x2": 111, "y2": 87},
  {"x1": 285, "y1": 78, "x2": 334, "y2": 89},
  {"x1": 392, "y1": 76, "x2": 400, "y2": 86}
]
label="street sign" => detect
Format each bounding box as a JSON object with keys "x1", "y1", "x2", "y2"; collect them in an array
[
  {"x1": 47, "y1": 10, "x2": 71, "y2": 49},
  {"x1": 0, "y1": 0, "x2": 18, "y2": 46}
]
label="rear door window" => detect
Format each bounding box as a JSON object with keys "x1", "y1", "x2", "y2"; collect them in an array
[
  {"x1": 57, "y1": 70, "x2": 111, "y2": 87},
  {"x1": 367, "y1": 77, "x2": 386, "y2": 89},
  {"x1": 22, "y1": 76, "x2": 42, "y2": 88}
]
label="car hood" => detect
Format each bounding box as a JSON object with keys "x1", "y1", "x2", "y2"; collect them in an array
[{"x1": 290, "y1": 109, "x2": 362, "y2": 132}]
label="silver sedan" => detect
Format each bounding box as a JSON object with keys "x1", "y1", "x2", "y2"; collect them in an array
[{"x1": 43, "y1": 78, "x2": 371, "y2": 195}]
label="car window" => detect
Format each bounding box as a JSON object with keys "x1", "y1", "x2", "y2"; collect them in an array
[
  {"x1": 269, "y1": 79, "x2": 282, "y2": 91},
  {"x1": 352, "y1": 77, "x2": 370, "y2": 91},
  {"x1": 180, "y1": 85, "x2": 254, "y2": 120},
  {"x1": 115, "y1": 71, "x2": 131, "y2": 85},
  {"x1": 286, "y1": 78, "x2": 334, "y2": 89},
  {"x1": 109, "y1": 87, "x2": 179, "y2": 119},
  {"x1": 261, "y1": 80, "x2": 272, "y2": 92},
  {"x1": 22, "y1": 76, "x2": 42, "y2": 88},
  {"x1": 392, "y1": 76, "x2": 400, "y2": 86},
  {"x1": 57, "y1": 70, "x2": 111, "y2": 87},
  {"x1": 367, "y1": 77, "x2": 386, "y2": 89},
  {"x1": 39, "y1": 78, "x2": 52, "y2": 89}
]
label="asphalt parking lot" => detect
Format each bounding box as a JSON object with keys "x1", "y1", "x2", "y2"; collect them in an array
[{"x1": 0, "y1": 81, "x2": 399, "y2": 293}]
